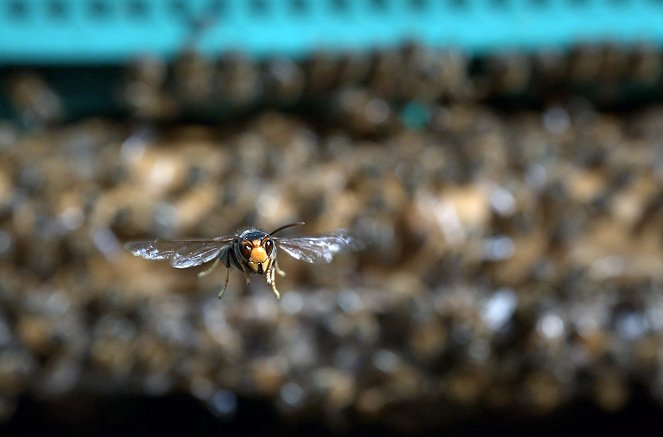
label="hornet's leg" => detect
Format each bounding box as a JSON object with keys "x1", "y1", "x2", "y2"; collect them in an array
[
  {"x1": 266, "y1": 265, "x2": 280, "y2": 299},
  {"x1": 275, "y1": 260, "x2": 286, "y2": 277},
  {"x1": 239, "y1": 263, "x2": 252, "y2": 286},
  {"x1": 198, "y1": 258, "x2": 220, "y2": 278},
  {"x1": 217, "y1": 267, "x2": 230, "y2": 299},
  {"x1": 197, "y1": 257, "x2": 229, "y2": 299},
  {"x1": 244, "y1": 270, "x2": 251, "y2": 286}
]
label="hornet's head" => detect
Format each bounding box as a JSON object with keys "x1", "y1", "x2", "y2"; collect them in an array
[{"x1": 237, "y1": 230, "x2": 275, "y2": 274}]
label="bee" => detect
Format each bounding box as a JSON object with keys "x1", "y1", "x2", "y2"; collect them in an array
[{"x1": 125, "y1": 222, "x2": 361, "y2": 299}]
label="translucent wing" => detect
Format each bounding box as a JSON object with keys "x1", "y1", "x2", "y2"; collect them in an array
[
  {"x1": 124, "y1": 236, "x2": 233, "y2": 269},
  {"x1": 275, "y1": 230, "x2": 363, "y2": 264}
]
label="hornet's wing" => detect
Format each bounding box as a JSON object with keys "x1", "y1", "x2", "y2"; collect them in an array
[
  {"x1": 275, "y1": 231, "x2": 363, "y2": 264},
  {"x1": 125, "y1": 236, "x2": 234, "y2": 268}
]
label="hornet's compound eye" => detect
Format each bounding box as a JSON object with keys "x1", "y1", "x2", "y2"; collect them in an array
[
  {"x1": 264, "y1": 238, "x2": 273, "y2": 255},
  {"x1": 241, "y1": 241, "x2": 252, "y2": 257}
]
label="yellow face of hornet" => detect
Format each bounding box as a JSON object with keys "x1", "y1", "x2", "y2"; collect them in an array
[{"x1": 238, "y1": 234, "x2": 275, "y2": 274}]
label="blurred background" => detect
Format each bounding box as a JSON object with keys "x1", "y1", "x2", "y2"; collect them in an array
[{"x1": 2, "y1": 0, "x2": 663, "y2": 435}]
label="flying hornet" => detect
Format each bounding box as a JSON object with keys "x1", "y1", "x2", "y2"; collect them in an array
[{"x1": 125, "y1": 222, "x2": 362, "y2": 299}]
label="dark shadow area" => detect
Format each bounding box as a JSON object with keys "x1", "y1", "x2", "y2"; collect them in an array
[{"x1": 3, "y1": 386, "x2": 663, "y2": 437}]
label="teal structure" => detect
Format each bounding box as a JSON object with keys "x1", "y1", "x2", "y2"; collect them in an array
[{"x1": 1, "y1": 0, "x2": 663, "y2": 63}]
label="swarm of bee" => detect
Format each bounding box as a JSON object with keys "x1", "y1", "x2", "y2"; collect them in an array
[{"x1": 1, "y1": 43, "x2": 663, "y2": 434}]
